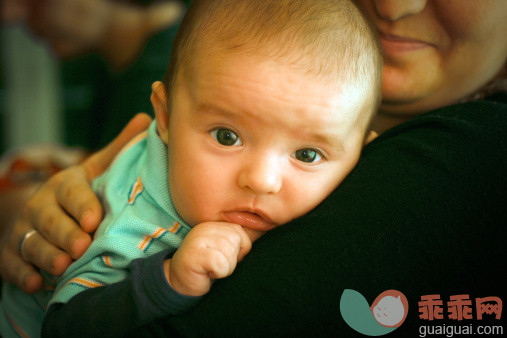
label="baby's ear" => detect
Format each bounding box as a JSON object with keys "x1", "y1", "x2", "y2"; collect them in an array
[
  {"x1": 151, "y1": 81, "x2": 169, "y2": 144},
  {"x1": 364, "y1": 130, "x2": 378, "y2": 145}
]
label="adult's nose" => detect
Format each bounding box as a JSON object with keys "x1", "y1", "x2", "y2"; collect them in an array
[
  {"x1": 372, "y1": 0, "x2": 427, "y2": 21},
  {"x1": 237, "y1": 153, "x2": 283, "y2": 195}
]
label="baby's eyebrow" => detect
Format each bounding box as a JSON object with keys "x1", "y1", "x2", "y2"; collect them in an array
[
  {"x1": 195, "y1": 103, "x2": 237, "y2": 118},
  {"x1": 304, "y1": 132, "x2": 344, "y2": 152},
  {"x1": 194, "y1": 102, "x2": 264, "y2": 125},
  {"x1": 196, "y1": 102, "x2": 345, "y2": 152}
]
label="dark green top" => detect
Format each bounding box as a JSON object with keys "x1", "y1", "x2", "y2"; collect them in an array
[
  {"x1": 42, "y1": 94, "x2": 507, "y2": 337},
  {"x1": 152, "y1": 94, "x2": 507, "y2": 336}
]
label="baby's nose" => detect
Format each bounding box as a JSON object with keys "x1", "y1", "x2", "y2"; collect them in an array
[{"x1": 237, "y1": 155, "x2": 282, "y2": 195}]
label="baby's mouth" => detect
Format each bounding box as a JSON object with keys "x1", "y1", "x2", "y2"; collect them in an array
[{"x1": 221, "y1": 210, "x2": 276, "y2": 232}]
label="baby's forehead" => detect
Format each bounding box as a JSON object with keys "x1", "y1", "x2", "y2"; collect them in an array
[
  {"x1": 188, "y1": 62, "x2": 367, "y2": 147},
  {"x1": 189, "y1": 48, "x2": 370, "y2": 126},
  {"x1": 168, "y1": 0, "x2": 381, "y2": 131}
]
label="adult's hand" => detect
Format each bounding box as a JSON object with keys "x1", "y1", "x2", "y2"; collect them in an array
[{"x1": 0, "y1": 113, "x2": 152, "y2": 294}]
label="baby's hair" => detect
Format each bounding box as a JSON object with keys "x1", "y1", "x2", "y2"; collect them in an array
[{"x1": 163, "y1": 0, "x2": 382, "y2": 130}]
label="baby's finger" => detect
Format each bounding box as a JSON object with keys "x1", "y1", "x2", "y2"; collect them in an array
[
  {"x1": 197, "y1": 247, "x2": 234, "y2": 280},
  {"x1": 213, "y1": 223, "x2": 253, "y2": 262},
  {"x1": 191, "y1": 222, "x2": 253, "y2": 262},
  {"x1": 206, "y1": 236, "x2": 241, "y2": 275},
  {"x1": 232, "y1": 225, "x2": 253, "y2": 262}
]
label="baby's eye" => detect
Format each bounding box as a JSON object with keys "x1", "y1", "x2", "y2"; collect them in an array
[
  {"x1": 291, "y1": 148, "x2": 322, "y2": 163},
  {"x1": 210, "y1": 128, "x2": 242, "y2": 146}
]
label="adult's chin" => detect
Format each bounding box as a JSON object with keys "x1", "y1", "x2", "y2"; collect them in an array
[{"x1": 379, "y1": 63, "x2": 445, "y2": 116}]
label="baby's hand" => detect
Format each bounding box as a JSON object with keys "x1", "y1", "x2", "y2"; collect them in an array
[{"x1": 163, "y1": 222, "x2": 252, "y2": 297}]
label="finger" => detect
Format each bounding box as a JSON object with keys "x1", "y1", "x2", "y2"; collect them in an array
[
  {"x1": 197, "y1": 247, "x2": 234, "y2": 280},
  {"x1": 189, "y1": 222, "x2": 252, "y2": 262},
  {"x1": 0, "y1": 245, "x2": 43, "y2": 294},
  {"x1": 9, "y1": 216, "x2": 74, "y2": 275},
  {"x1": 231, "y1": 225, "x2": 253, "y2": 262},
  {"x1": 18, "y1": 228, "x2": 73, "y2": 276},
  {"x1": 167, "y1": 256, "x2": 212, "y2": 296},
  {"x1": 25, "y1": 182, "x2": 94, "y2": 258},
  {"x1": 33, "y1": 203, "x2": 92, "y2": 259},
  {"x1": 211, "y1": 223, "x2": 252, "y2": 262},
  {"x1": 203, "y1": 236, "x2": 240, "y2": 276},
  {"x1": 0, "y1": 215, "x2": 43, "y2": 293},
  {"x1": 53, "y1": 168, "x2": 103, "y2": 234},
  {"x1": 84, "y1": 113, "x2": 152, "y2": 180}
]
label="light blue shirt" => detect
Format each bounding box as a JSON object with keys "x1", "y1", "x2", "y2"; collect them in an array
[{"x1": 0, "y1": 122, "x2": 191, "y2": 337}]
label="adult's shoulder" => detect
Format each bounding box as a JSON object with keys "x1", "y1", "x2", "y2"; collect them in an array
[
  {"x1": 415, "y1": 92, "x2": 507, "y2": 135},
  {"x1": 437, "y1": 91, "x2": 505, "y2": 119},
  {"x1": 128, "y1": 93, "x2": 506, "y2": 337},
  {"x1": 366, "y1": 92, "x2": 506, "y2": 203},
  {"x1": 383, "y1": 92, "x2": 507, "y2": 142},
  {"x1": 372, "y1": 92, "x2": 507, "y2": 175}
]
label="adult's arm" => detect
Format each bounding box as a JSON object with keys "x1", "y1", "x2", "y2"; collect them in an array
[
  {"x1": 135, "y1": 97, "x2": 506, "y2": 335},
  {"x1": 0, "y1": 114, "x2": 152, "y2": 293}
]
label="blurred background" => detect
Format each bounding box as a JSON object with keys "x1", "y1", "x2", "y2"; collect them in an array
[
  {"x1": 0, "y1": 0, "x2": 192, "y2": 233},
  {"x1": 1, "y1": 0, "x2": 194, "y2": 153}
]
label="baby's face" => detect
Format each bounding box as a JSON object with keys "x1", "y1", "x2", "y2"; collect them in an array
[{"x1": 162, "y1": 51, "x2": 370, "y2": 240}]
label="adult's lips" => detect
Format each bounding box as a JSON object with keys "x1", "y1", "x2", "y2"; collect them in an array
[{"x1": 380, "y1": 32, "x2": 435, "y2": 53}]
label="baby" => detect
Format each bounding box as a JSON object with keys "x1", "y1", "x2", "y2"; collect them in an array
[{"x1": 0, "y1": 0, "x2": 382, "y2": 336}]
